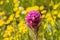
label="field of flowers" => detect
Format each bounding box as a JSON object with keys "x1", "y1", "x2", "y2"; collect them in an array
[{"x1": 0, "y1": 0, "x2": 60, "y2": 40}]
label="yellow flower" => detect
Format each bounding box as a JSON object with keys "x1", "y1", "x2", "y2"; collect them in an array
[
  {"x1": 3, "y1": 37, "x2": 9, "y2": 40},
  {"x1": 0, "y1": 1, "x2": 3, "y2": 5},
  {"x1": 0, "y1": 11, "x2": 4, "y2": 16},
  {"x1": 13, "y1": 7, "x2": 18, "y2": 12},
  {"x1": 53, "y1": 16, "x2": 56, "y2": 19},
  {"x1": 40, "y1": 5, "x2": 44, "y2": 10},
  {"x1": 46, "y1": 17, "x2": 52, "y2": 22},
  {"x1": 51, "y1": 20, "x2": 55, "y2": 26},
  {"x1": 49, "y1": 32, "x2": 52, "y2": 36},
  {"x1": 18, "y1": 20, "x2": 24, "y2": 27},
  {"x1": 9, "y1": 14, "x2": 14, "y2": 21},
  {"x1": 45, "y1": 13, "x2": 52, "y2": 21},
  {"x1": 15, "y1": 10, "x2": 20, "y2": 18},
  {"x1": 0, "y1": 20, "x2": 4, "y2": 26},
  {"x1": 7, "y1": 25, "x2": 14, "y2": 32},
  {"x1": 41, "y1": 15, "x2": 45, "y2": 18},
  {"x1": 53, "y1": 29, "x2": 57, "y2": 33},
  {"x1": 25, "y1": 6, "x2": 39, "y2": 14},
  {"x1": 13, "y1": 0, "x2": 18, "y2": 3},
  {"x1": 6, "y1": 0, "x2": 9, "y2": 3},
  {"x1": 45, "y1": 13, "x2": 51, "y2": 18},
  {"x1": 6, "y1": 20, "x2": 11, "y2": 24},
  {"x1": 3, "y1": 16, "x2": 7, "y2": 20},
  {"x1": 41, "y1": 10, "x2": 47, "y2": 14},
  {"x1": 52, "y1": 10, "x2": 58, "y2": 15},
  {"x1": 19, "y1": 7, "x2": 24, "y2": 11},
  {"x1": 57, "y1": 13, "x2": 60, "y2": 18},
  {"x1": 31, "y1": 6, "x2": 39, "y2": 10},
  {"x1": 14, "y1": 3, "x2": 19, "y2": 7},
  {"x1": 23, "y1": 28, "x2": 28, "y2": 34},
  {"x1": 53, "y1": 4, "x2": 59, "y2": 9},
  {"x1": 43, "y1": 23, "x2": 47, "y2": 29}
]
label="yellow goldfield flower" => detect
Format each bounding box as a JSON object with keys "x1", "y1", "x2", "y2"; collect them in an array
[
  {"x1": 53, "y1": 4, "x2": 59, "y2": 9},
  {"x1": 0, "y1": 20, "x2": 4, "y2": 26},
  {"x1": 3, "y1": 16, "x2": 7, "y2": 20},
  {"x1": 15, "y1": 11, "x2": 20, "y2": 18},
  {"x1": 0, "y1": 1, "x2": 3, "y2": 5},
  {"x1": 3, "y1": 37, "x2": 9, "y2": 40},
  {"x1": 49, "y1": 32, "x2": 52, "y2": 36},
  {"x1": 52, "y1": 10, "x2": 58, "y2": 15},
  {"x1": 6, "y1": 0, "x2": 9, "y2": 3},
  {"x1": 7, "y1": 25, "x2": 14, "y2": 32},
  {"x1": 13, "y1": 7, "x2": 18, "y2": 12},
  {"x1": 14, "y1": 3, "x2": 19, "y2": 7},
  {"x1": 6, "y1": 20, "x2": 11, "y2": 24},
  {"x1": 43, "y1": 23, "x2": 47, "y2": 29},
  {"x1": 23, "y1": 28, "x2": 28, "y2": 34},
  {"x1": 51, "y1": 20, "x2": 55, "y2": 26},
  {"x1": 41, "y1": 15, "x2": 45, "y2": 18},
  {"x1": 9, "y1": 14, "x2": 14, "y2": 21},
  {"x1": 41, "y1": 10, "x2": 47, "y2": 14},
  {"x1": 53, "y1": 29, "x2": 57, "y2": 33},
  {"x1": 57, "y1": 13, "x2": 60, "y2": 18},
  {"x1": 18, "y1": 20, "x2": 24, "y2": 27},
  {"x1": 13, "y1": 0, "x2": 18, "y2": 3},
  {"x1": 45, "y1": 13, "x2": 51, "y2": 18},
  {"x1": 19, "y1": 7, "x2": 24, "y2": 11},
  {"x1": 53, "y1": 16, "x2": 56, "y2": 19},
  {"x1": 31, "y1": 6, "x2": 39, "y2": 10},
  {"x1": 0, "y1": 11, "x2": 4, "y2": 16},
  {"x1": 40, "y1": 5, "x2": 44, "y2": 10},
  {"x1": 46, "y1": 17, "x2": 52, "y2": 22},
  {"x1": 25, "y1": 6, "x2": 39, "y2": 14}
]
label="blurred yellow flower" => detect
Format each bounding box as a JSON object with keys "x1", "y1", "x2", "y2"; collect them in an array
[
  {"x1": 53, "y1": 29, "x2": 57, "y2": 33},
  {"x1": 49, "y1": 32, "x2": 52, "y2": 36},
  {"x1": 14, "y1": 3, "x2": 19, "y2": 7},
  {"x1": 0, "y1": 20, "x2": 4, "y2": 26},
  {"x1": 45, "y1": 13, "x2": 51, "y2": 18},
  {"x1": 6, "y1": 20, "x2": 11, "y2": 24},
  {"x1": 57, "y1": 13, "x2": 60, "y2": 18},
  {"x1": 25, "y1": 6, "x2": 39, "y2": 14},
  {"x1": 3, "y1": 16, "x2": 7, "y2": 20},
  {"x1": 43, "y1": 23, "x2": 47, "y2": 29},
  {"x1": 15, "y1": 10, "x2": 20, "y2": 18},
  {"x1": 13, "y1": 7, "x2": 18, "y2": 12},
  {"x1": 40, "y1": 6, "x2": 44, "y2": 10},
  {"x1": 32, "y1": 6, "x2": 39, "y2": 10},
  {"x1": 53, "y1": 4, "x2": 59, "y2": 9},
  {"x1": 0, "y1": 11, "x2": 4, "y2": 16},
  {"x1": 19, "y1": 7, "x2": 24, "y2": 11},
  {"x1": 4, "y1": 38, "x2": 9, "y2": 40},
  {"x1": 6, "y1": 0, "x2": 9, "y2": 3},
  {"x1": 41, "y1": 15, "x2": 45, "y2": 18},
  {"x1": 13, "y1": 0, "x2": 18, "y2": 3},
  {"x1": 52, "y1": 10, "x2": 58, "y2": 15},
  {"x1": 51, "y1": 20, "x2": 55, "y2": 26},
  {"x1": 41, "y1": 10, "x2": 47, "y2": 14},
  {"x1": 0, "y1": 1, "x2": 3, "y2": 5},
  {"x1": 7, "y1": 25, "x2": 14, "y2": 32},
  {"x1": 9, "y1": 14, "x2": 14, "y2": 21}
]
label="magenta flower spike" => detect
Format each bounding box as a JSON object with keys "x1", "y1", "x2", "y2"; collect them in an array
[
  {"x1": 25, "y1": 10, "x2": 41, "y2": 30},
  {"x1": 25, "y1": 10, "x2": 41, "y2": 40}
]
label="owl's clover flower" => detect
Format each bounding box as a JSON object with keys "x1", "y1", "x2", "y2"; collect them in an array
[{"x1": 25, "y1": 10, "x2": 41, "y2": 30}]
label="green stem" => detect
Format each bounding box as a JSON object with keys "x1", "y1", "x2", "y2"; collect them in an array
[{"x1": 33, "y1": 29, "x2": 38, "y2": 40}]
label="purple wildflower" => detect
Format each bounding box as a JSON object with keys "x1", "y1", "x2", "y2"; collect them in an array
[{"x1": 25, "y1": 10, "x2": 41, "y2": 30}]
